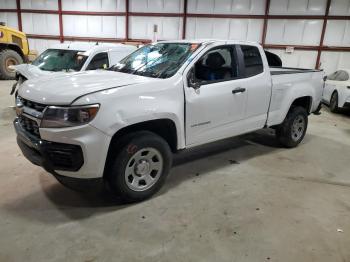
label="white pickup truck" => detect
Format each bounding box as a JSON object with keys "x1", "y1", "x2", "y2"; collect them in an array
[
  {"x1": 14, "y1": 40, "x2": 324, "y2": 202},
  {"x1": 10, "y1": 42, "x2": 136, "y2": 95}
]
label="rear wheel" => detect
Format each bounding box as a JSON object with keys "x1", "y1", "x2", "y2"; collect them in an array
[
  {"x1": 0, "y1": 49, "x2": 23, "y2": 80},
  {"x1": 329, "y1": 91, "x2": 339, "y2": 113},
  {"x1": 106, "y1": 131, "x2": 172, "y2": 202},
  {"x1": 276, "y1": 106, "x2": 308, "y2": 148}
]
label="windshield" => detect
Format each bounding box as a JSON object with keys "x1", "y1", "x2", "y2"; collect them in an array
[
  {"x1": 32, "y1": 49, "x2": 88, "y2": 72},
  {"x1": 110, "y1": 42, "x2": 200, "y2": 78}
]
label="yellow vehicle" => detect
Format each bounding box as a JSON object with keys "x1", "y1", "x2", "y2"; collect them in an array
[{"x1": 0, "y1": 22, "x2": 31, "y2": 80}]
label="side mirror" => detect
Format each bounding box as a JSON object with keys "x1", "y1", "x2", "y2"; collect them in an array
[
  {"x1": 187, "y1": 69, "x2": 201, "y2": 90},
  {"x1": 323, "y1": 76, "x2": 327, "y2": 81}
]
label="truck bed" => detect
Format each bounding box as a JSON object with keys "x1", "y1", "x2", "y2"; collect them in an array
[{"x1": 267, "y1": 66, "x2": 324, "y2": 127}]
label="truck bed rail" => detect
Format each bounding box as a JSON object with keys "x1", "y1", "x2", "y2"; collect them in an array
[{"x1": 270, "y1": 66, "x2": 323, "y2": 75}]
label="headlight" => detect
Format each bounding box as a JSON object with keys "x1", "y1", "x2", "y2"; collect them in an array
[{"x1": 41, "y1": 104, "x2": 99, "y2": 128}]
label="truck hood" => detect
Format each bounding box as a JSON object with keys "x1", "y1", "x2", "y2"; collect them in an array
[
  {"x1": 11, "y1": 64, "x2": 52, "y2": 79},
  {"x1": 18, "y1": 70, "x2": 153, "y2": 105}
]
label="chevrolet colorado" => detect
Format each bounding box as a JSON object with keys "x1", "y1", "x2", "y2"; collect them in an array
[{"x1": 14, "y1": 40, "x2": 324, "y2": 202}]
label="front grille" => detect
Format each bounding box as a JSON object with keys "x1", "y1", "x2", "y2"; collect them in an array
[
  {"x1": 21, "y1": 98, "x2": 46, "y2": 112},
  {"x1": 19, "y1": 115, "x2": 40, "y2": 138},
  {"x1": 17, "y1": 97, "x2": 47, "y2": 138}
]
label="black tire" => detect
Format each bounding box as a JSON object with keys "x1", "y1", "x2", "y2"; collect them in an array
[
  {"x1": 106, "y1": 131, "x2": 172, "y2": 202},
  {"x1": 329, "y1": 91, "x2": 339, "y2": 113},
  {"x1": 276, "y1": 106, "x2": 308, "y2": 148},
  {"x1": 0, "y1": 49, "x2": 23, "y2": 80}
]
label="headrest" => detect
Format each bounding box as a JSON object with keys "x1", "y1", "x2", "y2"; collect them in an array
[{"x1": 205, "y1": 52, "x2": 225, "y2": 69}]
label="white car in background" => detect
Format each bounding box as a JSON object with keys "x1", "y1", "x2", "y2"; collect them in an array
[
  {"x1": 323, "y1": 69, "x2": 350, "y2": 112},
  {"x1": 10, "y1": 42, "x2": 137, "y2": 95}
]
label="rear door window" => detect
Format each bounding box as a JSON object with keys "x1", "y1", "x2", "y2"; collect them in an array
[{"x1": 239, "y1": 45, "x2": 264, "y2": 77}]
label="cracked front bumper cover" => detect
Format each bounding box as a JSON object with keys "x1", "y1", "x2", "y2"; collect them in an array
[
  {"x1": 15, "y1": 118, "x2": 104, "y2": 191},
  {"x1": 14, "y1": 118, "x2": 84, "y2": 173}
]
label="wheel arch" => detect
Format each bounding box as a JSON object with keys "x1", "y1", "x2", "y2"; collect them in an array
[
  {"x1": 290, "y1": 96, "x2": 313, "y2": 114},
  {"x1": 103, "y1": 118, "x2": 178, "y2": 177},
  {"x1": 0, "y1": 43, "x2": 25, "y2": 59},
  {"x1": 271, "y1": 95, "x2": 313, "y2": 128},
  {"x1": 331, "y1": 89, "x2": 339, "y2": 99},
  {"x1": 330, "y1": 89, "x2": 340, "y2": 108},
  {"x1": 331, "y1": 89, "x2": 338, "y2": 94}
]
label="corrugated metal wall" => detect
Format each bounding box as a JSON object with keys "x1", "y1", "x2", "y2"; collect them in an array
[{"x1": 0, "y1": 0, "x2": 350, "y2": 73}]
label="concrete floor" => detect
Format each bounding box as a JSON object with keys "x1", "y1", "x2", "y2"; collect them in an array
[{"x1": 0, "y1": 80, "x2": 350, "y2": 262}]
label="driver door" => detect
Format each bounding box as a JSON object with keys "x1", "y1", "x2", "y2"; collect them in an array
[{"x1": 184, "y1": 44, "x2": 247, "y2": 146}]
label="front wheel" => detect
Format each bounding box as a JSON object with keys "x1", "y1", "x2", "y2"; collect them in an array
[
  {"x1": 106, "y1": 131, "x2": 172, "y2": 202},
  {"x1": 276, "y1": 106, "x2": 308, "y2": 148}
]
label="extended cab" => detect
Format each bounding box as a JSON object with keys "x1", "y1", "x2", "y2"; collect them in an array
[{"x1": 14, "y1": 40, "x2": 324, "y2": 202}]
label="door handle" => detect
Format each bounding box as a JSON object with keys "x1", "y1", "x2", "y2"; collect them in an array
[{"x1": 232, "y1": 87, "x2": 246, "y2": 94}]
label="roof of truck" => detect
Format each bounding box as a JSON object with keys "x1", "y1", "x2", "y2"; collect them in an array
[
  {"x1": 158, "y1": 39, "x2": 259, "y2": 45},
  {"x1": 49, "y1": 42, "x2": 137, "y2": 53}
]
